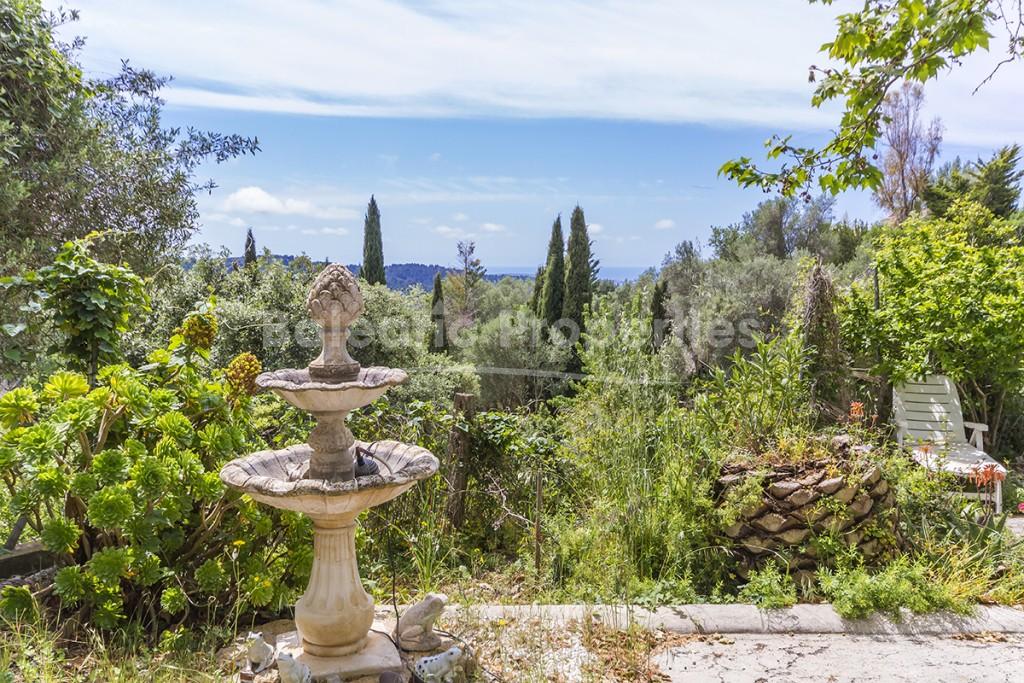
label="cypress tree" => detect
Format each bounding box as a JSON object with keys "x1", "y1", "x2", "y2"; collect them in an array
[
  {"x1": 539, "y1": 216, "x2": 564, "y2": 327},
  {"x1": 530, "y1": 266, "x2": 546, "y2": 316},
  {"x1": 649, "y1": 280, "x2": 669, "y2": 352},
  {"x1": 362, "y1": 195, "x2": 386, "y2": 285},
  {"x1": 243, "y1": 228, "x2": 257, "y2": 268},
  {"x1": 563, "y1": 205, "x2": 595, "y2": 373},
  {"x1": 563, "y1": 205, "x2": 594, "y2": 331},
  {"x1": 428, "y1": 271, "x2": 449, "y2": 354}
]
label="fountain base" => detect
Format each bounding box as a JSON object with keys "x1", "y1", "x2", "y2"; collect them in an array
[{"x1": 276, "y1": 628, "x2": 402, "y2": 681}]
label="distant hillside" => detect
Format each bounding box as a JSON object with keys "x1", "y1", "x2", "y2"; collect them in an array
[{"x1": 200, "y1": 256, "x2": 530, "y2": 290}]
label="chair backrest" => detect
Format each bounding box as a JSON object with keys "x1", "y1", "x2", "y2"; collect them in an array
[{"x1": 892, "y1": 374, "x2": 967, "y2": 445}]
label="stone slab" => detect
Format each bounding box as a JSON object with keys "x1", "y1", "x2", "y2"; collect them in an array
[
  {"x1": 0, "y1": 542, "x2": 54, "y2": 579},
  {"x1": 276, "y1": 628, "x2": 402, "y2": 681},
  {"x1": 457, "y1": 603, "x2": 1024, "y2": 635}
]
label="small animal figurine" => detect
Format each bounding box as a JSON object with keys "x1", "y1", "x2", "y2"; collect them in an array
[
  {"x1": 413, "y1": 647, "x2": 464, "y2": 683},
  {"x1": 245, "y1": 631, "x2": 274, "y2": 673},
  {"x1": 276, "y1": 652, "x2": 312, "y2": 683},
  {"x1": 396, "y1": 592, "x2": 448, "y2": 651}
]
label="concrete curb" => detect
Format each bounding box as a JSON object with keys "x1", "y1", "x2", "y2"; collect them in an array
[{"x1": 454, "y1": 603, "x2": 1024, "y2": 635}]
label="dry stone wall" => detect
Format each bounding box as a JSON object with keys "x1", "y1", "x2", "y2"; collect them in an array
[{"x1": 717, "y1": 439, "x2": 898, "y2": 583}]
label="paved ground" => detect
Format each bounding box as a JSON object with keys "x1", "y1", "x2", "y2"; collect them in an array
[
  {"x1": 656, "y1": 632, "x2": 1024, "y2": 683},
  {"x1": 1007, "y1": 515, "x2": 1024, "y2": 537}
]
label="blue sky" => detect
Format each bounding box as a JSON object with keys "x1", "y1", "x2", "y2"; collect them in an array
[{"x1": 54, "y1": 1, "x2": 1024, "y2": 271}]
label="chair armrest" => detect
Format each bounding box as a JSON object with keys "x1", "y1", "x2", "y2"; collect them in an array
[
  {"x1": 964, "y1": 422, "x2": 988, "y2": 450},
  {"x1": 893, "y1": 419, "x2": 908, "y2": 446}
]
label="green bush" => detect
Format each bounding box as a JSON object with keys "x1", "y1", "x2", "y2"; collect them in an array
[
  {"x1": 462, "y1": 312, "x2": 570, "y2": 409},
  {"x1": 0, "y1": 332, "x2": 310, "y2": 632},
  {"x1": 737, "y1": 562, "x2": 798, "y2": 608},
  {"x1": 841, "y1": 200, "x2": 1024, "y2": 452},
  {"x1": 818, "y1": 559, "x2": 961, "y2": 619}
]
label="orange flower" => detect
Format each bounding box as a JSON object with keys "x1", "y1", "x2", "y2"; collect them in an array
[
  {"x1": 848, "y1": 401, "x2": 865, "y2": 420},
  {"x1": 968, "y1": 463, "x2": 1005, "y2": 487}
]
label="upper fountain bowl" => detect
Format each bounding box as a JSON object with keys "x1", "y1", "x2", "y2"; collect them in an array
[{"x1": 256, "y1": 366, "x2": 408, "y2": 413}]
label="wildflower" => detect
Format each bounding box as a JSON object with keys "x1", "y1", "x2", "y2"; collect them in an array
[
  {"x1": 1018, "y1": 502, "x2": 1024, "y2": 514},
  {"x1": 848, "y1": 401, "x2": 865, "y2": 421},
  {"x1": 968, "y1": 463, "x2": 1004, "y2": 487}
]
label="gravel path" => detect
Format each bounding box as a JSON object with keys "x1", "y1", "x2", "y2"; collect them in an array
[{"x1": 656, "y1": 632, "x2": 1024, "y2": 683}]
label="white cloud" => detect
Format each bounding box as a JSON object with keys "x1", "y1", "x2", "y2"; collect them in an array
[
  {"x1": 430, "y1": 152, "x2": 443, "y2": 161},
  {"x1": 654, "y1": 218, "x2": 676, "y2": 230},
  {"x1": 588, "y1": 223, "x2": 604, "y2": 235},
  {"x1": 222, "y1": 186, "x2": 357, "y2": 220},
  {"x1": 436, "y1": 224, "x2": 475, "y2": 240},
  {"x1": 480, "y1": 222, "x2": 506, "y2": 232},
  {"x1": 300, "y1": 226, "x2": 350, "y2": 236},
  {"x1": 204, "y1": 212, "x2": 247, "y2": 227},
  {"x1": 61, "y1": 0, "x2": 1024, "y2": 145},
  {"x1": 453, "y1": 212, "x2": 469, "y2": 222}
]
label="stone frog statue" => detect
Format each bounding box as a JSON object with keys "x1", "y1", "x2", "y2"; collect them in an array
[
  {"x1": 245, "y1": 631, "x2": 274, "y2": 673},
  {"x1": 276, "y1": 652, "x2": 312, "y2": 683},
  {"x1": 414, "y1": 646, "x2": 464, "y2": 683},
  {"x1": 396, "y1": 592, "x2": 448, "y2": 651}
]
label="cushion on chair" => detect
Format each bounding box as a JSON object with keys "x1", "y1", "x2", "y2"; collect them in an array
[{"x1": 910, "y1": 442, "x2": 1007, "y2": 479}]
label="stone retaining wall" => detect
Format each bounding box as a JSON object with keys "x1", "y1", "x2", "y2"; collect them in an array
[{"x1": 718, "y1": 446, "x2": 897, "y2": 582}]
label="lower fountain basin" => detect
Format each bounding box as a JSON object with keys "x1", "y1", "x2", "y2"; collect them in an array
[{"x1": 219, "y1": 440, "x2": 438, "y2": 519}]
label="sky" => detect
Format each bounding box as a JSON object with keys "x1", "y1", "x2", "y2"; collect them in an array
[{"x1": 52, "y1": 0, "x2": 1024, "y2": 272}]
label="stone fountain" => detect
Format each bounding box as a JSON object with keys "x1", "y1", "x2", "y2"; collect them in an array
[{"x1": 220, "y1": 264, "x2": 439, "y2": 681}]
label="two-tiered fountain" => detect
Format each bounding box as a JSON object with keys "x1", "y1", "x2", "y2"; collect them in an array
[{"x1": 221, "y1": 265, "x2": 439, "y2": 681}]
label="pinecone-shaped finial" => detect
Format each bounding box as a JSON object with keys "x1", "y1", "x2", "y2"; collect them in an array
[
  {"x1": 307, "y1": 264, "x2": 364, "y2": 328},
  {"x1": 306, "y1": 265, "x2": 363, "y2": 381}
]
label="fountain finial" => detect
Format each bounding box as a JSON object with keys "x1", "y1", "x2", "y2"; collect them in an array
[{"x1": 306, "y1": 264, "x2": 363, "y2": 381}]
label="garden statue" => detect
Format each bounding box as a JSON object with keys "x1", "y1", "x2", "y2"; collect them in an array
[
  {"x1": 245, "y1": 631, "x2": 275, "y2": 673},
  {"x1": 396, "y1": 592, "x2": 448, "y2": 651},
  {"x1": 413, "y1": 647, "x2": 465, "y2": 683},
  {"x1": 221, "y1": 264, "x2": 439, "y2": 681},
  {"x1": 276, "y1": 652, "x2": 313, "y2": 683}
]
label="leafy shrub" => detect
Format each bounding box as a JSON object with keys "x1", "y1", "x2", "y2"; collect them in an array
[
  {"x1": 692, "y1": 332, "x2": 812, "y2": 458},
  {"x1": 840, "y1": 200, "x2": 1024, "y2": 451},
  {"x1": 1, "y1": 233, "x2": 149, "y2": 380},
  {"x1": 0, "y1": 331, "x2": 310, "y2": 632},
  {"x1": 737, "y1": 562, "x2": 798, "y2": 608},
  {"x1": 462, "y1": 312, "x2": 571, "y2": 408},
  {"x1": 817, "y1": 559, "x2": 960, "y2": 619}
]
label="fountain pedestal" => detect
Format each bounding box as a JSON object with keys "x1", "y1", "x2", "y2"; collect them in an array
[
  {"x1": 220, "y1": 265, "x2": 439, "y2": 681},
  {"x1": 295, "y1": 518, "x2": 372, "y2": 656}
]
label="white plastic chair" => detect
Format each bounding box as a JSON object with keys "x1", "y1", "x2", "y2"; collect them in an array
[{"x1": 893, "y1": 374, "x2": 1005, "y2": 513}]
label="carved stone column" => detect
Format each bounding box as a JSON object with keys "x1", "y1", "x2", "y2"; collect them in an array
[
  {"x1": 307, "y1": 411, "x2": 355, "y2": 481},
  {"x1": 294, "y1": 516, "x2": 374, "y2": 657}
]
